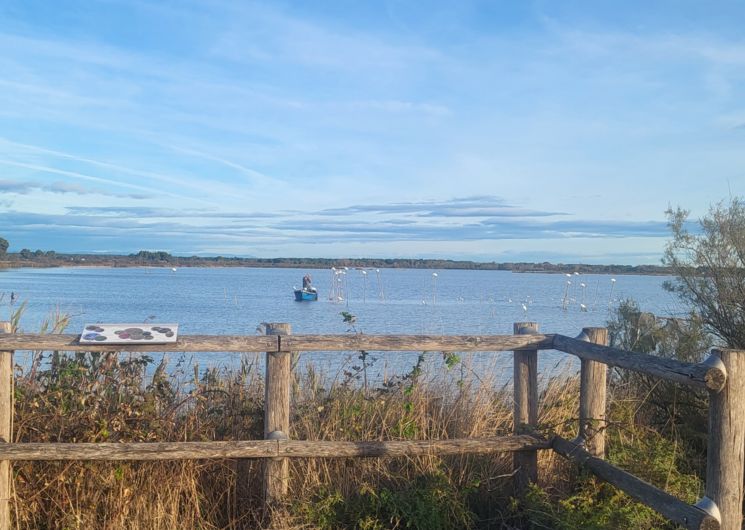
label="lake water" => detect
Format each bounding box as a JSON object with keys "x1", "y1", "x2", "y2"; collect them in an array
[{"x1": 0, "y1": 267, "x2": 682, "y2": 383}]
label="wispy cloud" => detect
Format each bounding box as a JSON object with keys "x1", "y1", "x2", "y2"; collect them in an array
[
  {"x1": 64, "y1": 206, "x2": 284, "y2": 219},
  {"x1": 0, "y1": 138, "x2": 208, "y2": 190},
  {"x1": 0, "y1": 194, "x2": 669, "y2": 258},
  {"x1": 318, "y1": 196, "x2": 567, "y2": 218},
  {"x1": 0, "y1": 0, "x2": 741, "y2": 261},
  {"x1": 0, "y1": 179, "x2": 147, "y2": 199},
  {"x1": 272, "y1": 218, "x2": 667, "y2": 242},
  {"x1": 206, "y1": 1, "x2": 443, "y2": 73},
  {"x1": 0, "y1": 160, "x2": 154, "y2": 195}
]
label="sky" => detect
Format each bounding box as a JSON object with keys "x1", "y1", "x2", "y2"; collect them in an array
[{"x1": 1, "y1": 0, "x2": 745, "y2": 264}]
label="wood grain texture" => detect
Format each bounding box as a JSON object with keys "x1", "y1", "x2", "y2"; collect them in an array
[
  {"x1": 279, "y1": 436, "x2": 549, "y2": 457},
  {"x1": 552, "y1": 436, "x2": 718, "y2": 530},
  {"x1": 0, "y1": 334, "x2": 279, "y2": 352},
  {"x1": 705, "y1": 348, "x2": 745, "y2": 530},
  {"x1": 264, "y1": 323, "x2": 292, "y2": 505},
  {"x1": 579, "y1": 327, "x2": 607, "y2": 458},
  {"x1": 0, "y1": 436, "x2": 549, "y2": 460},
  {"x1": 513, "y1": 322, "x2": 539, "y2": 496},
  {"x1": 0, "y1": 333, "x2": 554, "y2": 353},
  {"x1": 0, "y1": 322, "x2": 10, "y2": 530},
  {"x1": 552, "y1": 334, "x2": 725, "y2": 391},
  {"x1": 281, "y1": 334, "x2": 554, "y2": 352},
  {"x1": 0, "y1": 441, "x2": 278, "y2": 460}
]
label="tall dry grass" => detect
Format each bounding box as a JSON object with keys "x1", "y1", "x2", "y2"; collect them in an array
[
  {"x1": 2, "y1": 297, "x2": 715, "y2": 529},
  {"x1": 8, "y1": 340, "x2": 581, "y2": 529}
]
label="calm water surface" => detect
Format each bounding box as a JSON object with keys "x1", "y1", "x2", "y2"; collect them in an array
[{"x1": 0, "y1": 267, "x2": 682, "y2": 382}]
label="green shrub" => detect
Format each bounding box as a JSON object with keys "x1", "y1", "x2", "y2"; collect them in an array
[
  {"x1": 509, "y1": 398, "x2": 703, "y2": 530},
  {"x1": 608, "y1": 299, "x2": 711, "y2": 471},
  {"x1": 296, "y1": 472, "x2": 475, "y2": 530}
]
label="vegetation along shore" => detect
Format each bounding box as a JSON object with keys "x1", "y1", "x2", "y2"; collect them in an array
[
  {"x1": 0, "y1": 243, "x2": 671, "y2": 276},
  {"x1": 3, "y1": 302, "x2": 712, "y2": 529}
]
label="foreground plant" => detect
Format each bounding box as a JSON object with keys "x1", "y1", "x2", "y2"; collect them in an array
[{"x1": 664, "y1": 198, "x2": 745, "y2": 348}]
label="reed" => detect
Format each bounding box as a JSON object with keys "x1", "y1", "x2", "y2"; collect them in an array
[
  {"x1": 8, "y1": 343, "x2": 582, "y2": 529},
  {"x1": 4, "y1": 305, "x2": 706, "y2": 529}
]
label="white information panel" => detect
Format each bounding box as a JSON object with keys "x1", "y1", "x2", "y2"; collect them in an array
[{"x1": 80, "y1": 323, "x2": 179, "y2": 344}]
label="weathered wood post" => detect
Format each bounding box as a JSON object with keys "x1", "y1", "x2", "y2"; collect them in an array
[
  {"x1": 513, "y1": 321, "x2": 539, "y2": 495},
  {"x1": 704, "y1": 348, "x2": 745, "y2": 530},
  {"x1": 578, "y1": 327, "x2": 608, "y2": 458},
  {"x1": 264, "y1": 323, "x2": 291, "y2": 508},
  {"x1": 0, "y1": 322, "x2": 12, "y2": 530}
]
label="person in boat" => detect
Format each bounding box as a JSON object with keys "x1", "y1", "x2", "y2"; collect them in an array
[{"x1": 302, "y1": 274, "x2": 316, "y2": 292}]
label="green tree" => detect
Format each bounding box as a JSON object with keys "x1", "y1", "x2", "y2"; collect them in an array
[
  {"x1": 132, "y1": 250, "x2": 173, "y2": 262},
  {"x1": 663, "y1": 198, "x2": 745, "y2": 348},
  {"x1": 0, "y1": 237, "x2": 7, "y2": 255},
  {"x1": 607, "y1": 300, "x2": 711, "y2": 455}
]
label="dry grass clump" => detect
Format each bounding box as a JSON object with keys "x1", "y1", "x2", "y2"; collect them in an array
[
  {"x1": 8, "y1": 346, "x2": 580, "y2": 530},
  {"x1": 13, "y1": 351, "x2": 267, "y2": 529},
  {"x1": 3, "y1": 300, "x2": 715, "y2": 529}
]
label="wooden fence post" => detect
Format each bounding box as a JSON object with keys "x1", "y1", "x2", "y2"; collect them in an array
[
  {"x1": 705, "y1": 348, "x2": 745, "y2": 530},
  {"x1": 579, "y1": 327, "x2": 608, "y2": 458},
  {"x1": 0, "y1": 322, "x2": 12, "y2": 530},
  {"x1": 264, "y1": 323, "x2": 291, "y2": 509},
  {"x1": 513, "y1": 322, "x2": 538, "y2": 495}
]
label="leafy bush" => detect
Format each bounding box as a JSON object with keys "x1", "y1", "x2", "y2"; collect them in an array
[
  {"x1": 664, "y1": 199, "x2": 745, "y2": 348},
  {"x1": 514, "y1": 409, "x2": 702, "y2": 530},
  {"x1": 607, "y1": 299, "x2": 710, "y2": 468},
  {"x1": 297, "y1": 472, "x2": 475, "y2": 530}
]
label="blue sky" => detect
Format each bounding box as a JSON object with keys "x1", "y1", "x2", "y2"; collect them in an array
[{"x1": 1, "y1": 0, "x2": 744, "y2": 263}]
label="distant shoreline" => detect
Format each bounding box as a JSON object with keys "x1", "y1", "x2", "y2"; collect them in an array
[{"x1": 0, "y1": 252, "x2": 672, "y2": 276}]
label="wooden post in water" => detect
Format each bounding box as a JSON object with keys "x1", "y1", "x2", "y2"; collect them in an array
[
  {"x1": 513, "y1": 322, "x2": 538, "y2": 495},
  {"x1": 0, "y1": 322, "x2": 12, "y2": 530},
  {"x1": 579, "y1": 327, "x2": 607, "y2": 458},
  {"x1": 705, "y1": 348, "x2": 745, "y2": 530},
  {"x1": 264, "y1": 323, "x2": 291, "y2": 509}
]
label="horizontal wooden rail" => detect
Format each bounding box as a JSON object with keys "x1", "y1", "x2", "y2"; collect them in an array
[
  {"x1": 0, "y1": 436, "x2": 548, "y2": 461},
  {"x1": 552, "y1": 334, "x2": 726, "y2": 391},
  {"x1": 281, "y1": 334, "x2": 554, "y2": 352},
  {"x1": 551, "y1": 436, "x2": 719, "y2": 530},
  {"x1": 0, "y1": 322, "x2": 739, "y2": 529},
  {"x1": 0, "y1": 327, "x2": 557, "y2": 527},
  {"x1": 0, "y1": 333, "x2": 554, "y2": 353},
  {"x1": 0, "y1": 334, "x2": 280, "y2": 352}
]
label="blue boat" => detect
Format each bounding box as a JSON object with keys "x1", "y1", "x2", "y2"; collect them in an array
[
  {"x1": 294, "y1": 288, "x2": 318, "y2": 302},
  {"x1": 295, "y1": 273, "x2": 318, "y2": 301}
]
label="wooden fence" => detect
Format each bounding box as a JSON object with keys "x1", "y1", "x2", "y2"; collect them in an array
[{"x1": 0, "y1": 321, "x2": 741, "y2": 530}]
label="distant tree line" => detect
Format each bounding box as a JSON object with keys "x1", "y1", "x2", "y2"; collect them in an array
[
  {"x1": 0, "y1": 241, "x2": 674, "y2": 275},
  {"x1": 130, "y1": 250, "x2": 175, "y2": 262},
  {"x1": 18, "y1": 249, "x2": 56, "y2": 259}
]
